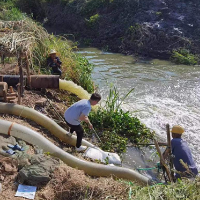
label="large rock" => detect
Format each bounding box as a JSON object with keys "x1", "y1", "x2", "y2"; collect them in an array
[{"x1": 17, "y1": 154, "x2": 60, "y2": 185}]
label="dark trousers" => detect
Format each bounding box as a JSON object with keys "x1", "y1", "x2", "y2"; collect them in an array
[
  {"x1": 52, "y1": 67, "x2": 62, "y2": 76},
  {"x1": 66, "y1": 121, "x2": 84, "y2": 148}
]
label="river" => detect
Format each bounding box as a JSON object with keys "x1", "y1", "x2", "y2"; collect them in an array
[{"x1": 78, "y1": 47, "x2": 200, "y2": 170}]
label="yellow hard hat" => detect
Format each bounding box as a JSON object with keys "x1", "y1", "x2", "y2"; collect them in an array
[{"x1": 171, "y1": 125, "x2": 184, "y2": 134}]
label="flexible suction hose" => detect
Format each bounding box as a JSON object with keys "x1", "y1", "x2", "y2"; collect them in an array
[
  {"x1": 0, "y1": 103, "x2": 151, "y2": 184},
  {"x1": 0, "y1": 103, "x2": 93, "y2": 147}
]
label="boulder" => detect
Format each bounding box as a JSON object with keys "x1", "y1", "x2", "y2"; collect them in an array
[{"x1": 17, "y1": 154, "x2": 60, "y2": 185}]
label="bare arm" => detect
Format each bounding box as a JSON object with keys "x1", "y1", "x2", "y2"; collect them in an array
[{"x1": 79, "y1": 113, "x2": 93, "y2": 129}]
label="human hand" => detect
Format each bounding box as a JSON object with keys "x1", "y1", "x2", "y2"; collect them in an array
[
  {"x1": 53, "y1": 59, "x2": 57, "y2": 63},
  {"x1": 88, "y1": 123, "x2": 93, "y2": 129}
]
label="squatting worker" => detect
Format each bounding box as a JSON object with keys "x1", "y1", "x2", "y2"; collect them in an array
[
  {"x1": 64, "y1": 93, "x2": 101, "y2": 152},
  {"x1": 171, "y1": 125, "x2": 198, "y2": 178},
  {"x1": 47, "y1": 49, "x2": 62, "y2": 76}
]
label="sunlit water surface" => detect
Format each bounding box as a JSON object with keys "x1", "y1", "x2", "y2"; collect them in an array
[{"x1": 78, "y1": 47, "x2": 200, "y2": 171}]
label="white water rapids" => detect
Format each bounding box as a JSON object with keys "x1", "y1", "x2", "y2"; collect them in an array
[{"x1": 78, "y1": 47, "x2": 200, "y2": 170}]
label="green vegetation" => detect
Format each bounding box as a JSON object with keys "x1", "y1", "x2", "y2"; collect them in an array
[
  {"x1": 129, "y1": 178, "x2": 200, "y2": 199},
  {"x1": 155, "y1": 11, "x2": 162, "y2": 16},
  {"x1": 0, "y1": 2, "x2": 94, "y2": 93},
  {"x1": 0, "y1": 0, "x2": 24, "y2": 21},
  {"x1": 86, "y1": 13, "x2": 100, "y2": 28},
  {"x1": 171, "y1": 49, "x2": 198, "y2": 65},
  {"x1": 5, "y1": 0, "x2": 200, "y2": 63},
  {"x1": 86, "y1": 87, "x2": 154, "y2": 153},
  {"x1": 0, "y1": 7, "x2": 24, "y2": 21},
  {"x1": 81, "y1": 0, "x2": 110, "y2": 15},
  {"x1": 33, "y1": 35, "x2": 94, "y2": 92},
  {"x1": 1, "y1": 1, "x2": 200, "y2": 199},
  {"x1": 100, "y1": 131, "x2": 128, "y2": 153}
]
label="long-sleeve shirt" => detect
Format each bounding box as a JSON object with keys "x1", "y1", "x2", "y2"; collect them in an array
[
  {"x1": 171, "y1": 138, "x2": 198, "y2": 176},
  {"x1": 47, "y1": 56, "x2": 62, "y2": 69}
]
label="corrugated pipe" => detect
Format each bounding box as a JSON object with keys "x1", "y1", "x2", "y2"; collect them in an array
[{"x1": 0, "y1": 103, "x2": 152, "y2": 184}]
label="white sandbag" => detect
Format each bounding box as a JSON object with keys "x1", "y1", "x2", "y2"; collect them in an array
[{"x1": 83, "y1": 147, "x2": 121, "y2": 165}]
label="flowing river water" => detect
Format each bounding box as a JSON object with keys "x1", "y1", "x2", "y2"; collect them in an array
[{"x1": 77, "y1": 47, "x2": 200, "y2": 171}]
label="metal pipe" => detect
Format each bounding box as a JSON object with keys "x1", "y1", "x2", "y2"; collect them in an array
[
  {"x1": 30, "y1": 75, "x2": 59, "y2": 89},
  {"x1": 3, "y1": 75, "x2": 27, "y2": 87},
  {"x1": 0, "y1": 75, "x2": 60, "y2": 89}
]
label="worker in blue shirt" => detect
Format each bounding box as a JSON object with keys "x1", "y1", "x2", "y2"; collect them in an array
[
  {"x1": 64, "y1": 93, "x2": 101, "y2": 152},
  {"x1": 171, "y1": 125, "x2": 198, "y2": 178},
  {"x1": 47, "y1": 49, "x2": 62, "y2": 76}
]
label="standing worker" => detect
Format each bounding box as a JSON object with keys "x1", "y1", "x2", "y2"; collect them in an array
[
  {"x1": 171, "y1": 125, "x2": 198, "y2": 179},
  {"x1": 64, "y1": 93, "x2": 101, "y2": 152},
  {"x1": 47, "y1": 49, "x2": 62, "y2": 76}
]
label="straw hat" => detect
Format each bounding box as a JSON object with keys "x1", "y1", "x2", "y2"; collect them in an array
[
  {"x1": 171, "y1": 125, "x2": 184, "y2": 134},
  {"x1": 49, "y1": 49, "x2": 57, "y2": 55}
]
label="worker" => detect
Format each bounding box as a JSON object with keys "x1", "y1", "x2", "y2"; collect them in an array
[
  {"x1": 171, "y1": 125, "x2": 198, "y2": 179},
  {"x1": 64, "y1": 93, "x2": 101, "y2": 152},
  {"x1": 47, "y1": 49, "x2": 62, "y2": 76}
]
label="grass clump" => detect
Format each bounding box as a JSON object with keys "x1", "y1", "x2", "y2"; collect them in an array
[
  {"x1": 131, "y1": 178, "x2": 200, "y2": 199},
  {"x1": 0, "y1": 9, "x2": 94, "y2": 93},
  {"x1": 81, "y1": 0, "x2": 110, "y2": 15},
  {"x1": 171, "y1": 48, "x2": 198, "y2": 65},
  {"x1": 0, "y1": 0, "x2": 25, "y2": 21},
  {"x1": 33, "y1": 35, "x2": 94, "y2": 93},
  {"x1": 0, "y1": 7, "x2": 24, "y2": 21},
  {"x1": 87, "y1": 86, "x2": 154, "y2": 153}
]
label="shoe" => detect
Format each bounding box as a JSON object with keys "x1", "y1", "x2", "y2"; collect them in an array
[
  {"x1": 4, "y1": 149, "x2": 16, "y2": 155},
  {"x1": 75, "y1": 146, "x2": 87, "y2": 152},
  {"x1": 7, "y1": 144, "x2": 24, "y2": 151},
  {"x1": 68, "y1": 131, "x2": 75, "y2": 137}
]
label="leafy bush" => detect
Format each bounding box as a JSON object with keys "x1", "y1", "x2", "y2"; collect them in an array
[
  {"x1": 0, "y1": 1, "x2": 25, "y2": 21},
  {"x1": 86, "y1": 13, "x2": 100, "y2": 27},
  {"x1": 87, "y1": 87, "x2": 154, "y2": 153},
  {"x1": 100, "y1": 131, "x2": 128, "y2": 153},
  {"x1": 81, "y1": 0, "x2": 110, "y2": 15},
  {"x1": 72, "y1": 55, "x2": 94, "y2": 93},
  {"x1": 171, "y1": 49, "x2": 198, "y2": 65}
]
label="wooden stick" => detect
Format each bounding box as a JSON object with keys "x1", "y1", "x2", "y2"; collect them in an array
[
  {"x1": 134, "y1": 142, "x2": 167, "y2": 146},
  {"x1": 44, "y1": 96, "x2": 66, "y2": 123},
  {"x1": 18, "y1": 54, "x2": 24, "y2": 97},
  {"x1": 25, "y1": 54, "x2": 31, "y2": 88},
  {"x1": 166, "y1": 124, "x2": 171, "y2": 149},
  {"x1": 17, "y1": 84, "x2": 21, "y2": 105},
  {"x1": 154, "y1": 139, "x2": 173, "y2": 182},
  {"x1": 3, "y1": 89, "x2": 7, "y2": 102},
  {"x1": 166, "y1": 124, "x2": 175, "y2": 180}
]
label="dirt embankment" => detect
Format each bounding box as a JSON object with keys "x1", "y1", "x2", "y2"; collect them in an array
[
  {"x1": 17, "y1": 0, "x2": 200, "y2": 59},
  {"x1": 0, "y1": 64, "x2": 129, "y2": 199}
]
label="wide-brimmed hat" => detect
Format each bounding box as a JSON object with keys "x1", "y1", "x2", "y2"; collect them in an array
[
  {"x1": 171, "y1": 125, "x2": 184, "y2": 134},
  {"x1": 49, "y1": 49, "x2": 57, "y2": 55}
]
